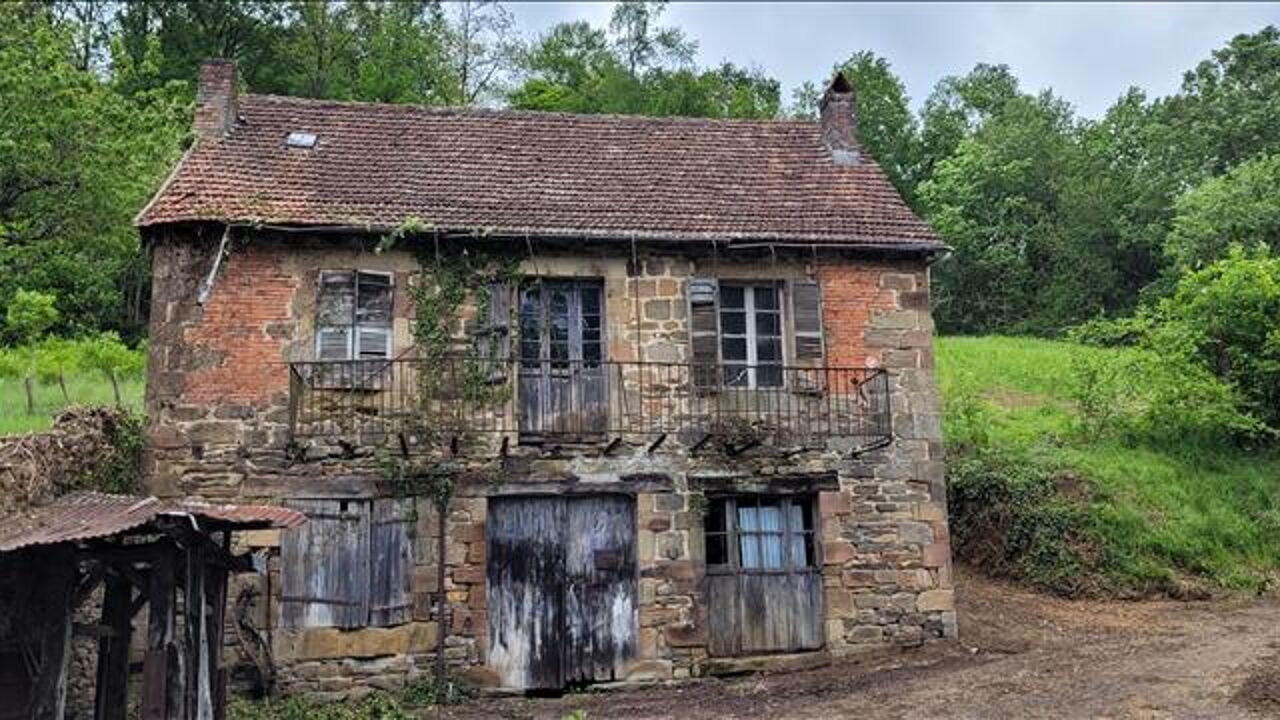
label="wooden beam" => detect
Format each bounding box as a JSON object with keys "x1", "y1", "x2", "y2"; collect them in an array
[
  {"x1": 205, "y1": 536, "x2": 230, "y2": 720},
  {"x1": 185, "y1": 542, "x2": 211, "y2": 720},
  {"x1": 30, "y1": 548, "x2": 76, "y2": 720},
  {"x1": 94, "y1": 574, "x2": 132, "y2": 720},
  {"x1": 142, "y1": 548, "x2": 178, "y2": 720}
]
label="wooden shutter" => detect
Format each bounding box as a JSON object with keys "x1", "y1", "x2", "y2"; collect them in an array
[
  {"x1": 280, "y1": 499, "x2": 371, "y2": 629},
  {"x1": 477, "y1": 282, "x2": 512, "y2": 382},
  {"x1": 789, "y1": 279, "x2": 825, "y2": 393},
  {"x1": 789, "y1": 280, "x2": 824, "y2": 363},
  {"x1": 689, "y1": 278, "x2": 720, "y2": 388},
  {"x1": 369, "y1": 498, "x2": 414, "y2": 627}
]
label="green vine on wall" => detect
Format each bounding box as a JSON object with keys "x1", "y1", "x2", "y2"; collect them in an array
[{"x1": 376, "y1": 219, "x2": 524, "y2": 455}]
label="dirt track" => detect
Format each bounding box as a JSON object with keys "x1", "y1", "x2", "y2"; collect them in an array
[{"x1": 452, "y1": 567, "x2": 1280, "y2": 719}]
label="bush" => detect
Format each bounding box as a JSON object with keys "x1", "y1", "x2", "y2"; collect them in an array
[
  {"x1": 1067, "y1": 348, "x2": 1267, "y2": 447},
  {"x1": 947, "y1": 449, "x2": 1099, "y2": 595},
  {"x1": 1150, "y1": 246, "x2": 1280, "y2": 428}
]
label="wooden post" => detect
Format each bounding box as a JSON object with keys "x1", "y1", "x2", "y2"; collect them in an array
[
  {"x1": 206, "y1": 533, "x2": 231, "y2": 720},
  {"x1": 94, "y1": 574, "x2": 133, "y2": 720},
  {"x1": 24, "y1": 376, "x2": 35, "y2": 415},
  {"x1": 142, "y1": 549, "x2": 178, "y2": 720},
  {"x1": 109, "y1": 368, "x2": 122, "y2": 406},
  {"x1": 184, "y1": 542, "x2": 207, "y2": 720},
  {"x1": 57, "y1": 371, "x2": 69, "y2": 404},
  {"x1": 31, "y1": 549, "x2": 76, "y2": 720}
]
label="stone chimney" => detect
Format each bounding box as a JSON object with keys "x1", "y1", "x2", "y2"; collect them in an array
[
  {"x1": 820, "y1": 72, "x2": 860, "y2": 165},
  {"x1": 194, "y1": 59, "x2": 239, "y2": 141}
]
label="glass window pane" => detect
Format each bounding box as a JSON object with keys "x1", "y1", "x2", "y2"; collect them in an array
[
  {"x1": 757, "y1": 499, "x2": 783, "y2": 531},
  {"x1": 720, "y1": 311, "x2": 746, "y2": 335},
  {"x1": 720, "y1": 286, "x2": 745, "y2": 308},
  {"x1": 580, "y1": 286, "x2": 601, "y2": 314},
  {"x1": 756, "y1": 338, "x2": 781, "y2": 362},
  {"x1": 756, "y1": 365, "x2": 782, "y2": 387},
  {"x1": 707, "y1": 534, "x2": 728, "y2": 565},
  {"x1": 356, "y1": 273, "x2": 392, "y2": 323},
  {"x1": 738, "y1": 533, "x2": 762, "y2": 569},
  {"x1": 706, "y1": 499, "x2": 728, "y2": 533},
  {"x1": 737, "y1": 504, "x2": 759, "y2": 532},
  {"x1": 759, "y1": 534, "x2": 785, "y2": 569},
  {"x1": 754, "y1": 286, "x2": 779, "y2": 310},
  {"x1": 790, "y1": 533, "x2": 814, "y2": 569},
  {"x1": 795, "y1": 499, "x2": 814, "y2": 532},
  {"x1": 755, "y1": 312, "x2": 780, "y2": 337},
  {"x1": 721, "y1": 337, "x2": 747, "y2": 361},
  {"x1": 724, "y1": 365, "x2": 749, "y2": 387}
]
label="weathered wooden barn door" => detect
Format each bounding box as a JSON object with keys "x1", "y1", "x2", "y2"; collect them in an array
[
  {"x1": 518, "y1": 281, "x2": 607, "y2": 441},
  {"x1": 486, "y1": 495, "x2": 637, "y2": 690},
  {"x1": 563, "y1": 496, "x2": 637, "y2": 684}
]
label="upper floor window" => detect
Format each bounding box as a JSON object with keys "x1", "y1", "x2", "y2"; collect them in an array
[
  {"x1": 719, "y1": 284, "x2": 783, "y2": 387},
  {"x1": 690, "y1": 278, "x2": 824, "y2": 389},
  {"x1": 316, "y1": 271, "x2": 393, "y2": 360}
]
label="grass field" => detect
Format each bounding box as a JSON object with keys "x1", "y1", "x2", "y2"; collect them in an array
[
  {"x1": 937, "y1": 336, "x2": 1280, "y2": 595},
  {"x1": 0, "y1": 373, "x2": 144, "y2": 435}
]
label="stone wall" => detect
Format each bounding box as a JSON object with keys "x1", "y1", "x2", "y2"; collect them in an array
[{"x1": 142, "y1": 229, "x2": 953, "y2": 696}]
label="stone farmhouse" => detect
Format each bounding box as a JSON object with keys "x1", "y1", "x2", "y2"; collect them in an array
[{"x1": 135, "y1": 59, "x2": 954, "y2": 696}]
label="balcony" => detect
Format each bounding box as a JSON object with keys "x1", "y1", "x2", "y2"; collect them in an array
[{"x1": 287, "y1": 357, "x2": 892, "y2": 455}]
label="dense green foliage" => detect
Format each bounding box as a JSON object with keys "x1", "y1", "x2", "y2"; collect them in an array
[
  {"x1": 5, "y1": 2, "x2": 1280, "y2": 349},
  {"x1": 940, "y1": 337, "x2": 1280, "y2": 597}
]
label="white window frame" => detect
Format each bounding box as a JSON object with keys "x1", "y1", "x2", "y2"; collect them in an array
[
  {"x1": 719, "y1": 282, "x2": 784, "y2": 388},
  {"x1": 314, "y1": 270, "x2": 394, "y2": 361}
]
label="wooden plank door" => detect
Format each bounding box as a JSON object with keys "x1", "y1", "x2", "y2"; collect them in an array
[
  {"x1": 705, "y1": 496, "x2": 824, "y2": 656},
  {"x1": 564, "y1": 496, "x2": 638, "y2": 684},
  {"x1": 486, "y1": 497, "x2": 567, "y2": 689},
  {"x1": 486, "y1": 495, "x2": 637, "y2": 690},
  {"x1": 518, "y1": 281, "x2": 607, "y2": 441}
]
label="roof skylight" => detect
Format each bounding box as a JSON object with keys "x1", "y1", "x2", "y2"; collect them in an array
[{"x1": 286, "y1": 131, "x2": 317, "y2": 148}]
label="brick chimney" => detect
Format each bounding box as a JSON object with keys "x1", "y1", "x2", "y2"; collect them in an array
[
  {"x1": 820, "y1": 72, "x2": 860, "y2": 165},
  {"x1": 194, "y1": 59, "x2": 239, "y2": 141}
]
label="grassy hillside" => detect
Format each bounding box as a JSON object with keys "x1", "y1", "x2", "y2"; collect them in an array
[
  {"x1": 0, "y1": 374, "x2": 144, "y2": 435},
  {"x1": 937, "y1": 336, "x2": 1280, "y2": 597}
]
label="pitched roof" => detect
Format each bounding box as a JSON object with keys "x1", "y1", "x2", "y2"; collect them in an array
[
  {"x1": 0, "y1": 492, "x2": 305, "y2": 553},
  {"x1": 137, "y1": 94, "x2": 942, "y2": 250}
]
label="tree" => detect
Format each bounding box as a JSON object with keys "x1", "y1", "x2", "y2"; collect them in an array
[
  {"x1": 7, "y1": 289, "x2": 59, "y2": 415},
  {"x1": 445, "y1": 0, "x2": 520, "y2": 105},
  {"x1": 1148, "y1": 246, "x2": 1280, "y2": 428},
  {"x1": 7, "y1": 290, "x2": 60, "y2": 347},
  {"x1": 0, "y1": 6, "x2": 186, "y2": 342},
  {"x1": 510, "y1": 16, "x2": 777, "y2": 120},
  {"x1": 918, "y1": 63, "x2": 1021, "y2": 182},
  {"x1": 1165, "y1": 154, "x2": 1280, "y2": 272},
  {"x1": 608, "y1": 0, "x2": 694, "y2": 77},
  {"x1": 919, "y1": 92, "x2": 1076, "y2": 333}
]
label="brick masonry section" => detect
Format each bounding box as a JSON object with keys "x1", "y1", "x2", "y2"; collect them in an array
[{"x1": 143, "y1": 231, "x2": 953, "y2": 696}]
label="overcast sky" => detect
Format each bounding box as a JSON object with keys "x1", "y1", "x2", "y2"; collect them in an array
[{"x1": 507, "y1": 2, "x2": 1280, "y2": 118}]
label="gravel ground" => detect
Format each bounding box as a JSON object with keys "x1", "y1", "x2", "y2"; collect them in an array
[{"x1": 446, "y1": 566, "x2": 1280, "y2": 719}]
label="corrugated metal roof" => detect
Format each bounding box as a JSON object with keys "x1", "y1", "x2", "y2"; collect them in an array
[{"x1": 0, "y1": 492, "x2": 306, "y2": 553}]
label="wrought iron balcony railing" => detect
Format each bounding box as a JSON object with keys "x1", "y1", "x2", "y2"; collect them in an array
[{"x1": 287, "y1": 357, "x2": 891, "y2": 454}]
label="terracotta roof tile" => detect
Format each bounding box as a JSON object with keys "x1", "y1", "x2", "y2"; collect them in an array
[{"x1": 137, "y1": 94, "x2": 941, "y2": 249}]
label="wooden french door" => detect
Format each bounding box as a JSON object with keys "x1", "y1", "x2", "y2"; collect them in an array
[
  {"x1": 517, "y1": 280, "x2": 607, "y2": 441},
  {"x1": 486, "y1": 495, "x2": 637, "y2": 689}
]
